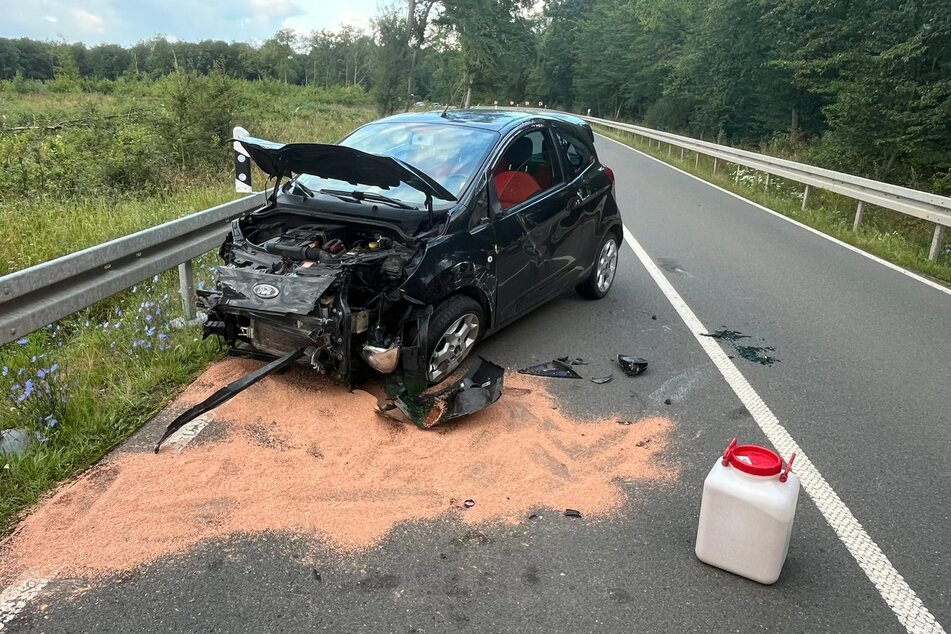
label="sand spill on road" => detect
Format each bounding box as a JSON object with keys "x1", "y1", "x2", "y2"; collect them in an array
[{"x1": 1, "y1": 358, "x2": 674, "y2": 579}]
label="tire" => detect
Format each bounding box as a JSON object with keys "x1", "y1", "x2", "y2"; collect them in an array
[
  {"x1": 425, "y1": 295, "x2": 484, "y2": 384},
  {"x1": 577, "y1": 231, "x2": 620, "y2": 300}
]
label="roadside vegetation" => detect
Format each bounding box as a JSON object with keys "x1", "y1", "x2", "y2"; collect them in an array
[
  {"x1": 597, "y1": 127, "x2": 951, "y2": 284},
  {"x1": 0, "y1": 76, "x2": 375, "y2": 533}
]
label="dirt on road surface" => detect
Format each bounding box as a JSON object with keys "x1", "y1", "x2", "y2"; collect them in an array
[{"x1": 1, "y1": 358, "x2": 674, "y2": 581}]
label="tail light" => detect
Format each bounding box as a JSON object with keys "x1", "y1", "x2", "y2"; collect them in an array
[{"x1": 603, "y1": 166, "x2": 616, "y2": 196}]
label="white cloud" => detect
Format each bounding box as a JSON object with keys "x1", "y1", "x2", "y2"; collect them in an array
[
  {"x1": 43, "y1": 15, "x2": 58, "y2": 23},
  {"x1": 70, "y1": 7, "x2": 104, "y2": 33}
]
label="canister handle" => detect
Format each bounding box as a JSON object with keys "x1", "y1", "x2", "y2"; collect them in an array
[
  {"x1": 779, "y1": 452, "x2": 797, "y2": 482},
  {"x1": 721, "y1": 438, "x2": 738, "y2": 466}
]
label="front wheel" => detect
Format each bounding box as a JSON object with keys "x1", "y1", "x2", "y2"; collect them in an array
[
  {"x1": 577, "y1": 232, "x2": 620, "y2": 299},
  {"x1": 426, "y1": 295, "x2": 484, "y2": 384}
]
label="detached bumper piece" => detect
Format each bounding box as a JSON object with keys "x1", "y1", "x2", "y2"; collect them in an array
[
  {"x1": 154, "y1": 348, "x2": 304, "y2": 453},
  {"x1": 379, "y1": 357, "x2": 504, "y2": 428}
]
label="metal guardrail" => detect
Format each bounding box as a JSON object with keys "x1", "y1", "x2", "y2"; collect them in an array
[
  {"x1": 0, "y1": 193, "x2": 265, "y2": 347},
  {"x1": 575, "y1": 113, "x2": 950, "y2": 262}
]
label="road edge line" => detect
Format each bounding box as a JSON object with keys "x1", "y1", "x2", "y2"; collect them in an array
[
  {"x1": 597, "y1": 133, "x2": 951, "y2": 298},
  {"x1": 0, "y1": 575, "x2": 51, "y2": 631},
  {"x1": 620, "y1": 223, "x2": 944, "y2": 634}
]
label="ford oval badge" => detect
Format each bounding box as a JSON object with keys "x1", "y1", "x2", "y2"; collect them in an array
[{"x1": 252, "y1": 283, "x2": 280, "y2": 299}]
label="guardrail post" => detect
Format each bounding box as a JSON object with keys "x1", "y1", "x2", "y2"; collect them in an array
[
  {"x1": 667, "y1": 143, "x2": 672, "y2": 156},
  {"x1": 765, "y1": 173, "x2": 771, "y2": 190},
  {"x1": 929, "y1": 224, "x2": 947, "y2": 262},
  {"x1": 178, "y1": 259, "x2": 197, "y2": 321},
  {"x1": 852, "y1": 201, "x2": 865, "y2": 231},
  {"x1": 802, "y1": 185, "x2": 811, "y2": 210},
  {"x1": 695, "y1": 152, "x2": 700, "y2": 169},
  {"x1": 713, "y1": 158, "x2": 719, "y2": 174},
  {"x1": 680, "y1": 147, "x2": 685, "y2": 160},
  {"x1": 735, "y1": 166, "x2": 740, "y2": 184}
]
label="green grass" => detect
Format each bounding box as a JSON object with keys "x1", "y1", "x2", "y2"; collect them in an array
[
  {"x1": 0, "y1": 90, "x2": 376, "y2": 534},
  {"x1": 595, "y1": 126, "x2": 951, "y2": 285}
]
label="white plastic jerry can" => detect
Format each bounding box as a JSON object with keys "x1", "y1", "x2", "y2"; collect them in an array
[{"x1": 695, "y1": 438, "x2": 800, "y2": 584}]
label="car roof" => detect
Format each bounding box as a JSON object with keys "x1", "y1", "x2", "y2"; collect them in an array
[{"x1": 372, "y1": 109, "x2": 589, "y2": 135}]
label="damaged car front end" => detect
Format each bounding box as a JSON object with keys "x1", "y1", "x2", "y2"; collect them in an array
[{"x1": 200, "y1": 135, "x2": 468, "y2": 388}]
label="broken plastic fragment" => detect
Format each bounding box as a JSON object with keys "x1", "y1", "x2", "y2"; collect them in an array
[
  {"x1": 590, "y1": 374, "x2": 614, "y2": 385},
  {"x1": 463, "y1": 499, "x2": 476, "y2": 508},
  {"x1": 519, "y1": 360, "x2": 583, "y2": 379},
  {"x1": 379, "y1": 357, "x2": 504, "y2": 428},
  {"x1": 154, "y1": 348, "x2": 304, "y2": 453},
  {"x1": 617, "y1": 355, "x2": 648, "y2": 376},
  {"x1": 564, "y1": 509, "x2": 583, "y2": 518}
]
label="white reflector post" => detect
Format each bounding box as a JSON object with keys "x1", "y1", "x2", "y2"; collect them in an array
[{"x1": 233, "y1": 126, "x2": 252, "y2": 193}]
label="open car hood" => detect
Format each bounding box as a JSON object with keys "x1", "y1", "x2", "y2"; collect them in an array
[{"x1": 232, "y1": 136, "x2": 456, "y2": 202}]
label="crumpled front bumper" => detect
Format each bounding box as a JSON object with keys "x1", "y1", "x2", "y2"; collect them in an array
[{"x1": 199, "y1": 266, "x2": 350, "y2": 376}]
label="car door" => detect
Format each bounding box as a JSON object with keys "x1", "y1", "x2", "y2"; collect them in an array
[
  {"x1": 546, "y1": 125, "x2": 602, "y2": 284},
  {"x1": 491, "y1": 126, "x2": 569, "y2": 325}
]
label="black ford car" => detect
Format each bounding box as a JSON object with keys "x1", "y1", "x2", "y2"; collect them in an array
[{"x1": 202, "y1": 109, "x2": 621, "y2": 387}]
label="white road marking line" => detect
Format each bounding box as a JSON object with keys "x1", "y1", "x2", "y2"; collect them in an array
[
  {"x1": 162, "y1": 414, "x2": 211, "y2": 451},
  {"x1": 0, "y1": 415, "x2": 209, "y2": 622},
  {"x1": 0, "y1": 575, "x2": 50, "y2": 630},
  {"x1": 620, "y1": 223, "x2": 944, "y2": 634},
  {"x1": 597, "y1": 133, "x2": 951, "y2": 298}
]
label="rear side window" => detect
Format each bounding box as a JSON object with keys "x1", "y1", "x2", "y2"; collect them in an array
[{"x1": 554, "y1": 128, "x2": 594, "y2": 179}]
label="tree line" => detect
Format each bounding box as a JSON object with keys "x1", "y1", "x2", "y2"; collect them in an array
[{"x1": 1, "y1": 0, "x2": 948, "y2": 192}]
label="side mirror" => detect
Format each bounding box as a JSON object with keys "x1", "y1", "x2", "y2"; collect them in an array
[{"x1": 484, "y1": 171, "x2": 502, "y2": 220}]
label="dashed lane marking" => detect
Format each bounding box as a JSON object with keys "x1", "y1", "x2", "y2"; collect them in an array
[{"x1": 620, "y1": 223, "x2": 944, "y2": 634}]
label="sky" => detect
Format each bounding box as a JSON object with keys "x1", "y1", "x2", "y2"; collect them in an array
[{"x1": 0, "y1": 0, "x2": 381, "y2": 46}]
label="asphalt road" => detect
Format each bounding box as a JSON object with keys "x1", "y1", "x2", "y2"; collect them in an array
[{"x1": 3, "y1": 137, "x2": 948, "y2": 633}]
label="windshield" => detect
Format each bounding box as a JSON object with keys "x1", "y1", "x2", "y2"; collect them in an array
[{"x1": 297, "y1": 122, "x2": 499, "y2": 208}]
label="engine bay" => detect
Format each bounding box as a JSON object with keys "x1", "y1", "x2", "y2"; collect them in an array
[{"x1": 200, "y1": 210, "x2": 425, "y2": 381}]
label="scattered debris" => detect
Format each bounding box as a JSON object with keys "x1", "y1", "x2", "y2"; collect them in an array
[
  {"x1": 528, "y1": 514, "x2": 539, "y2": 520},
  {"x1": 154, "y1": 348, "x2": 305, "y2": 452},
  {"x1": 617, "y1": 420, "x2": 634, "y2": 426},
  {"x1": 557, "y1": 356, "x2": 588, "y2": 366},
  {"x1": 663, "y1": 398, "x2": 672, "y2": 405},
  {"x1": 701, "y1": 330, "x2": 747, "y2": 341},
  {"x1": 463, "y1": 499, "x2": 476, "y2": 508},
  {"x1": 701, "y1": 329, "x2": 780, "y2": 366},
  {"x1": 734, "y1": 345, "x2": 779, "y2": 366},
  {"x1": 379, "y1": 357, "x2": 505, "y2": 428},
  {"x1": 519, "y1": 359, "x2": 583, "y2": 379},
  {"x1": 590, "y1": 373, "x2": 614, "y2": 385},
  {"x1": 651, "y1": 315, "x2": 657, "y2": 320},
  {"x1": 617, "y1": 355, "x2": 649, "y2": 376},
  {"x1": 564, "y1": 509, "x2": 583, "y2": 518},
  {"x1": 0, "y1": 428, "x2": 31, "y2": 457},
  {"x1": 312, "y1": 569, "x2": 322, "y2": 581},
  {"x1": 636, "y1": 438, "x2": 652, "y2": 448}
]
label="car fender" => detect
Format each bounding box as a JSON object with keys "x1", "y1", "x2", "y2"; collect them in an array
[{"x1": 399, "y1": 235, "x2": 497, "y2": 328}]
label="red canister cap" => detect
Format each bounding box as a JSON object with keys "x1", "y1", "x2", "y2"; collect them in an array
[{"x1": 721, "y1": 438, "x2": 783, "y2": 476}]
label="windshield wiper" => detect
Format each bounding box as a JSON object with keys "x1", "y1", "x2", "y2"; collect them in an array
[{"x1": 319, "y1": 189, "x2": 417, "y2": 210}]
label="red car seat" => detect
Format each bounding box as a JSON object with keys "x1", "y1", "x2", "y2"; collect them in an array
[{"x1": 494, "y1": 137, "x2": 541, "y2": 208}]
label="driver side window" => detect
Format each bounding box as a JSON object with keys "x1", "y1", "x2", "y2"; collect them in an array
[{"x1": 493, "y1": 129, "x2": 561, "y2": 211}]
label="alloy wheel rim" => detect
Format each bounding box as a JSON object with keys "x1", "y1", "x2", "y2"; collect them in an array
[
  {"x1": 596, "y1": 238, "x2": 618, "y2": 293},
  {"x1": 428, "y1": 313, "x2": 480, "y2": 382}
]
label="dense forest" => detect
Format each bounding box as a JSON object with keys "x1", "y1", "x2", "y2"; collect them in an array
[{"x1": 1, "y1": 0, "x2": 949, "y2": 192}]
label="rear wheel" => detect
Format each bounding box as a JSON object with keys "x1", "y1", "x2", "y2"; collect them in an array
[
  {"x1": 426, "y1": 295, "x2": 484, "y2": 384},
  {"x1": 577, "y1": 231, "x2": 619, "y2": 299}
]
